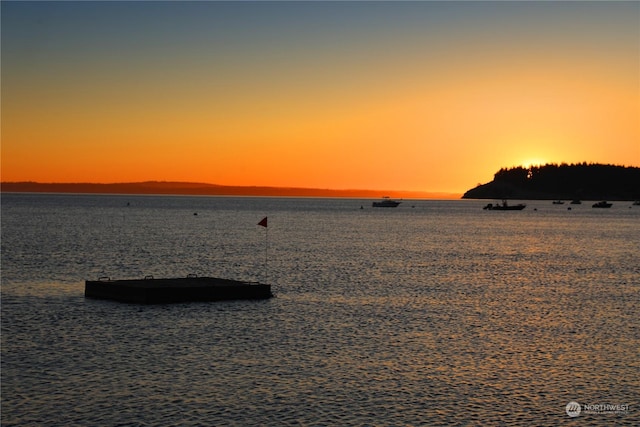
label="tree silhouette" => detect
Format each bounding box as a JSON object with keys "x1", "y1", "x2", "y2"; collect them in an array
[{"x1": 464, "y1": 163, "x2": 640, "y2": 200}]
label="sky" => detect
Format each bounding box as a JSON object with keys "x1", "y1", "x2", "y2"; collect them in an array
[{"x1": 2, "y1": 1, "x2": 639, "y2": 195}]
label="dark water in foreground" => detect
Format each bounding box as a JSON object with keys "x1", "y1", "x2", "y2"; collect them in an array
[{"x1": 2, "y1": 194, "x2": 639, "y2": 426}]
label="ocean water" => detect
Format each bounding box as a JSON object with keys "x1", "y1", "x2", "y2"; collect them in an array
[{"x1": 1, "y1": 193, "x2": 638, "y2": 426}]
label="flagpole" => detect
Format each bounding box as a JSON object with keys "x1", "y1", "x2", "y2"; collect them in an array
[
  {"x1": 258, "y1": 216, "x2": 268, "y2": 284},
  {"x1": 265, "y1": 225, "x2": 268, "y2": 284}
]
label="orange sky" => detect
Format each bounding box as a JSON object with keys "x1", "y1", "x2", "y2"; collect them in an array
[{"x1": 2, "y1": 2, "x2": 638, "y2": 194}]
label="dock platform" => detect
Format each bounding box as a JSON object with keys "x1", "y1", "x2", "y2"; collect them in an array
[{"x1": 85, "y1": 276, "x2": 273, "y2": 304}]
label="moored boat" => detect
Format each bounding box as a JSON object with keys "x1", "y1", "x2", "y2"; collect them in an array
[
  {"x1": 372, "y1": 197, "x2": 401, "y2": 208},
  {"x1": 592, "y1": 201, "x2": 612, "y2": 208},
  {"x1": 483, "y1": 200, "x2": 526, "y2": 211}
]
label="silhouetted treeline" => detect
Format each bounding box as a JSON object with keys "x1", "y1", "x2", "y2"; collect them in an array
[{"x1": 463, "y1": 163, "x2": 640, "y2": 200}]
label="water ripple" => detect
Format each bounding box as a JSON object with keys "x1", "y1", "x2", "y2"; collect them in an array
[{"x1": 2, "y1": 195, "x2": 639, "y2": 425}]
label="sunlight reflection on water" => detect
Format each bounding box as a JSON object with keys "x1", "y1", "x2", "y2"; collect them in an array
[{"x1": 2, "y1": 194, "x2": 639, "y2": 425}]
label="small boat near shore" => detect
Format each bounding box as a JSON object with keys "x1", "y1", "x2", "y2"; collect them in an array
[
  {"x1": 592, "y1": 201, "x2": 613, "y2": 208},
  {"x1": 483, "y1": 200, "x2": 526, "y2": 211},
  {"x1": 372, "y1": 197, "x2": 401, "y2": 208}
]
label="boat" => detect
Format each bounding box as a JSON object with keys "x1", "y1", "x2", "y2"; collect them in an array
[
  {"x1": 592, "y1": 201, "x2": 612, "y2": 208},
  {"x1": 85, "y1": 275, "x2": 273, "y2": 304},
  {"x1": 570, "y1": 199, "x2": 582, "y2": 205},
  {"x1": 483, "y1": 200, "x2": 526, "y2": 211},
  {"x1": 372, "y1": 197, "x2": 401, "y2": 208},
  {"x1": 633, "y1": 201, "x2": 640, "y2": 206},
  {"x1": 552, "y1": 200, "x2": 565, "y2": 205}
]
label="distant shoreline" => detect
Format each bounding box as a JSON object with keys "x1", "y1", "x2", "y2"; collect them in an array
[{"x1": 0, "y1": 181, "x2": 461, "y2": 200}]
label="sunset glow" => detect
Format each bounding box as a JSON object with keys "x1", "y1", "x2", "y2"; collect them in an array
[{"x1": 2, "y1": 1, "x2": 638, "y2": 195}]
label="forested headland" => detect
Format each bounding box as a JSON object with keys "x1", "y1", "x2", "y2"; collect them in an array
[{"x1": 463, "y1": 163, "x2": 640, "y2": 200}]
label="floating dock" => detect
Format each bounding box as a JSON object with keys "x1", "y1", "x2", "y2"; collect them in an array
[{"x1": 85, "y1": 276, "x2": 273, "y2": 304}]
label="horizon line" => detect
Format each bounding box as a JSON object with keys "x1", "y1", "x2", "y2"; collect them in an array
[{"x1": 0, "y1": 180, "x2": 463, "y2": 200}]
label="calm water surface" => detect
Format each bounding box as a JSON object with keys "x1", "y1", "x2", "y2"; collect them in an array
[{"x1": 2, "y1": 194, "x2": 639, "y2": 426}]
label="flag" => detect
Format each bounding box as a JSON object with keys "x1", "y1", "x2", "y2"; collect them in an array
[{"x1": 258, "y1": 217, "x2": 268, "y2": 228}]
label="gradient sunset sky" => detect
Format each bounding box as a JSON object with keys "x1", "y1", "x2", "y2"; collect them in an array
[{"x1": 2, "y1": 1, "x2": 638, "y2": 194}]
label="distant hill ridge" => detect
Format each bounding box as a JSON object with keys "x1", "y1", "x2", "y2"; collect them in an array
[
  {"x1": 463, "y1": 163, "x2": 640, "y2": 200},
  {"x1": 0, "y1": 181, "x2": 453, "y2": 199}
]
